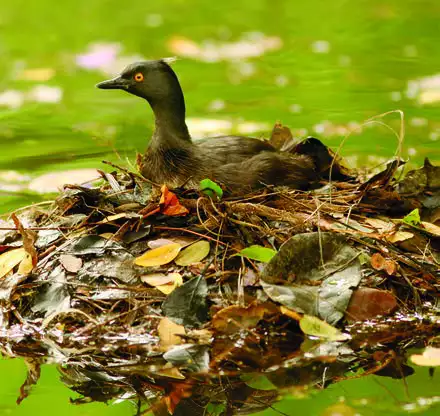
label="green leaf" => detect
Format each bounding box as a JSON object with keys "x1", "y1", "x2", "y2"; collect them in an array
[
  {"x1": 299, "y1": 315, "x2": 350, "y2": 341},
  {"x1": 175, "y1": 240, "x2": 210, "y2": 266},
  {"x1": 241, "y1": 374, "x2": 277, "y2": 390},
  {"x1": 238, "y1": 245, "x2": 277, "y2": 263},
  {"x1": 199, "y1": 178, "x2": 223, "y2": 200},
  {"x1": 402, "y1": 208, "x2": 421, "y2": 226}
]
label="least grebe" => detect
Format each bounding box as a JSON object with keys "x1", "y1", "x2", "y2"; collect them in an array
[{"x1": 97, "y1": 59, "x2": 316, "y2": 192}]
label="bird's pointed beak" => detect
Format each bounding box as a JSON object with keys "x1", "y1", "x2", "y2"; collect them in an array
[{"x1": 96, "y1": 76, "x2": 129, "y2": 90}]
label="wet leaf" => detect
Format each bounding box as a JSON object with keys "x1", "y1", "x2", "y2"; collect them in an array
[
  {"x1": 261, "y1": 232, "x2": 361, "y2": 325},
  {"x1": 175, "y1": 240, "x2": 210, "y2": 266},
  {"x1": 199, "y1": 178, "x2": 223, "y2": 200},
  {"x1": 141, "y1": 272, "x2": 183, "y2": 294},
  {"x1": 0, "y1": 248, "x2": 27, "y2": 278},
  {"x1": 238, "y1": 245, "x2": 277, "y2": 263},
  {"x1": 410, "y1": 347, "x2": 440, "y2": 367},
  {"x1": 71, "y1": 235, "x2": 110, "y2": 255},
  {"x1": 160, "y1": 185, "x2": 189, "y2": 216},
  {"x1": 402, "y1": 208, "x2": 421, "y2": 226},
  {"x1": 32, "y1": 266, "x2": 70, "y2": 316},
  {"x1": 300, "y1": 315, "x2": 350, "y2": 341},
  {"x1": 162, "y1": 275, "x2": 208, "y2": 328},
  {"x1": 345, "y1": 287, "x2": 397, "y2": 323},
  {"x1": 163, "y1": 344, "x2": 210, "y2": 372},
  {"x1": 135, "y1": 243, "x2": 181, "y2": 267},
  {"x1": 212, "y1": 303, "x2": 278, "y2": 334},
  {"x1": 158, "y1": 317, "x2": 186, "y2": 351}
]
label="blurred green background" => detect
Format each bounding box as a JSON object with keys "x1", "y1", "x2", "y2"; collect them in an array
[{"x1": 1, "y1": 0, "x2": 439, "y2": 414}]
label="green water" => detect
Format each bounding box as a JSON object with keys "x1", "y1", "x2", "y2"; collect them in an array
[{"x1": 1, "y1": 0, "x2": 440, "y2": 414}]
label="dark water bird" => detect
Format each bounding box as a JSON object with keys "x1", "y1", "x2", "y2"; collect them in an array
[{"x1": 97, "y1": 59, "x2": 317, "y2": 193}]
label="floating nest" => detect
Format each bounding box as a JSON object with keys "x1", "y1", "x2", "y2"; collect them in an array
[{"x1": 0, "y1": 134, "x2": 439, "y2": 415}]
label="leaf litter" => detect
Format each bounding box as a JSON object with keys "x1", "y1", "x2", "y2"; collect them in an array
[{"x1": 0, "y1": 126, "x2": 439, "y2": 415}]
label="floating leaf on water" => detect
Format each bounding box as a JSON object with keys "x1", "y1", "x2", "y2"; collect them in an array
[
  {"x1": 175, "y1": 240, "x2": 210, "y2": 266},
  {"x1": 300, "y1": 315, "x2": 350, "y2": 341},
  {"x1": 0, "y1": 248, "x2": 27, "y2": 278},
  {"x1": 134, "y1": 243, "x2": 181, "y2": 267},
  {"x1": 402, "y1": 208, "x2": 421, "y2": 226},
  {"x1": 410, "y1": 347, "x2": 440, "y2": 367},
  {"x1": 199, "y1": 178, "x2": 223, "y2": 200},
  {"x1": 237, "y1": 245, "x2": 277, "y2": 263},
  {"x1": 141, "y1": 272, "x2": 183, "y2": 294}
]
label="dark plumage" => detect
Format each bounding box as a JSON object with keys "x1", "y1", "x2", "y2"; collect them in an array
[{"x1": 97, "y1": 59, "x2": 316, "y2": 192}]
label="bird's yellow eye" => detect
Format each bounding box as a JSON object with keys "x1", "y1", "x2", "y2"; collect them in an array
[{"x1": 134, "y1": 72, "x2": 144, "y2": 82}]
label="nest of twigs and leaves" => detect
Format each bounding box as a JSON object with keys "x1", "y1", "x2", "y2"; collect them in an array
[{"x1": 0, "y1": 128, "x2": 439, "y2": 416}]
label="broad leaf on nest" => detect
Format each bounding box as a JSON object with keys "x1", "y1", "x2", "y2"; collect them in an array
[{"x1": 260, "y1": 232, "x2": 362, "y2": 325}]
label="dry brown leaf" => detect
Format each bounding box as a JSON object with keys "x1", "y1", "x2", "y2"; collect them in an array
[
  {"x1": 135, "y1": 243, "x2": 181, "y2": 267},
  {"x1": 421, "y1": 221, "x2": 440, "y2": 236},
  {"x1": 59, "y1": 254, "x2": 83, "y2": 273},
  {"x1": 387, "y1": 231, "x2": 414, "y2": 243},
  {"x1": 158, "y1": 317, "x2": 186, "y2": 351},
  {"x1": 345, "y1": 287, "x2": 397, "y2": 323}
]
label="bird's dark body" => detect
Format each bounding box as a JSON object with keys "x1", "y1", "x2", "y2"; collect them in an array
[{"x1": 97, "y1": 60, "x2": 317, "y2": 193}]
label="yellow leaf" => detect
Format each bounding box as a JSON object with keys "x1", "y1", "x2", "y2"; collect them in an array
[
  {"x1": 134, "y1": 243, "x2": 181, "y2": 267},
  {"x1": 300, "y1": 315, "x2": 350, "y2": 341},
  {"x1": 98, "y1": 213, "x2": 128, "y2": 224},
  {"x1": 99, "y1": 233, "x2": 115, "y2": 240},
  {"x1": 0, "y1": 248, "x2": 27, "y2": 278},
  {"x1": 18, "y1": 252, "x2": 34, "y2": 275},
  {"x1": 141, "y1": 272, "x2": 183, "y2": 294},
  {"x1": 175, "y1": 240, "x2": 210, "y2": 266}
]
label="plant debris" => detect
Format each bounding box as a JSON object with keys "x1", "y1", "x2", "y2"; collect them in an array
[{"x1": 0, "y1": 130, "x2": 439, "y2": 415}]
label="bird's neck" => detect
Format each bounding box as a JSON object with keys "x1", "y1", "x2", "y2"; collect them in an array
[{"x1": 148, "y1": 91, "x2": 191, "y2": 149}]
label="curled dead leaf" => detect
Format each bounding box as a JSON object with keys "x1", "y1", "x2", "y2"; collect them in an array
[{"x1": 141, "y1": 272, "x2": 183, "y2": 294}]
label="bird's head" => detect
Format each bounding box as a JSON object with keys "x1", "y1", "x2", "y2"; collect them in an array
[{"x1": 96, "y1": 58, "x2": 181, "y2": 103}]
